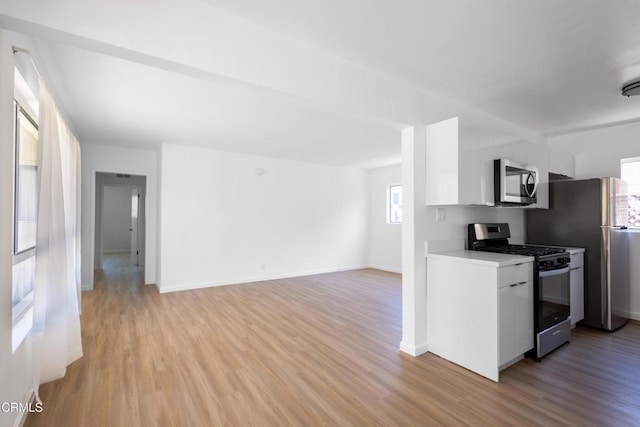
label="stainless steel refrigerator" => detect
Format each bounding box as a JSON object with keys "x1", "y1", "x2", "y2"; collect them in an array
[{"x1": 526, "y1": 178, "x2": 630, "y2": 331}]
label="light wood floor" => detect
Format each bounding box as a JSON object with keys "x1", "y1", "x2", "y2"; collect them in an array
[{"x1": 26, "y1": 254, "x2": 640, "y2": 426}]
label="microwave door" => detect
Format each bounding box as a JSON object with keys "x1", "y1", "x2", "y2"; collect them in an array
[
  {"x1": 505, "y1": 165, "x2": 532, "y2": 201},
  {"x1": 495, "y1": 159, "x2": 538, "y2": 205},
  {"x1": 505, "y1": 169, "x2": 522, "y2": 199}
]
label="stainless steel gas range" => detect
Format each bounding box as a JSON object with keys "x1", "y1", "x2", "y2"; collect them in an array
[{"x1": 468, "y1": 223, "x2": 572, "y2": 360}]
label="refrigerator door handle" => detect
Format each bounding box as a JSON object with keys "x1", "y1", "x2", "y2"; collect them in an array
[{"x1": 601, "y1": 227, "x2": 611, "y2": 329}]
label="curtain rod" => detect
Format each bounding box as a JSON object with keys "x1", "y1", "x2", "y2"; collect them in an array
[{"x1": 12, "y1": 46, "x2": 42, "y2": 78}]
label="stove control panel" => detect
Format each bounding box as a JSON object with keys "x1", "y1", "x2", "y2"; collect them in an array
[{"x1": 539, "y1": 255, "x2": 570, "y2": 271}]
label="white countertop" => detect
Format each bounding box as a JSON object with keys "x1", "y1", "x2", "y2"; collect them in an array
[{"x1": 426, "y1": 250, "x2": 534, "y2": 267}]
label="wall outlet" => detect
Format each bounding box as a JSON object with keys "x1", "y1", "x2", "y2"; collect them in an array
[
  {"x1": 435, "y1": 207, "x2": 446, "y2": 222},
  {"x1": 260, "y1": 263, "x2": 265, "y2": 271}
]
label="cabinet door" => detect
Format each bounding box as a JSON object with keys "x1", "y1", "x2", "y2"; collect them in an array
[
  {"x1": 426, "y1": 117, "x2": 460, "y2": 205},
  {"x1": 499, "y1": 282, "x2": 533, "y2": 366},
  {"x1": 515, "y1": 280, "x2": 534, "y2": 356},
  {"x1": 498, "y1": 262, "x2": 533, "y2": 367},
  {"x1": 509, "y1": 141, "x2": 529, "y2": 164},
  {"x1": 570, "y1": 253, "x2": 585, "y2": 325},
  {"x1": 499, "y1": 285, "x2": 518, "y2": 366},
  {"x1": 458, "y1": 123, "x2": 481, "y2": 205}
]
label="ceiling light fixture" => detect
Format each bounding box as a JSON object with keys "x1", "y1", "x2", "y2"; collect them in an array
[{"x1": 622, "y1": 80, "x2": 640, "y2": 97}]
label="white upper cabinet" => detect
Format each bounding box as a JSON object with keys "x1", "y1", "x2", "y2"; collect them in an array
[
  {"x1": 425, "y1": 117, "x2": 478, "y2": 205},
  {"x1": 548, "y1": 148, "x2": 575, "y2": 178},
  {"x1": 426, "y1": 117, "x2": 549, "y2": 208}
]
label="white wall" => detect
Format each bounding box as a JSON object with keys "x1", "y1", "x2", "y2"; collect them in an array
[
  {"x1": 549, "y1": 123, "x2": 640, "y2": 320},
  {"x1": 368, "y1": 164, "x2": 402, "y2": 273},
  {"x1": 158, "y1": 143, "x2": 369, "y2": 292},
  {"x1": 102, "y1": 186, "x2": 132, "y2": 252},
  {"x1": 549, "y1": 121, "x2": 640, "y2": 179},
  {"x1": 0, "y1": 28, "x2": 37, "y2": 427},
  {"x1": 81, "y1": 144, "x2": 158, "y2": 289},
  {"x1": 367, "y1": 160, "x2": 526, "y2": 278}
]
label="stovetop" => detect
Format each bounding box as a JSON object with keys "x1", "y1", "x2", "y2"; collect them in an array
[
  {"x1": 468, "y1": 223, "x2": 569, "y2": 259},
  {"x1": 475, "y1": 244, "x2": 566, "y2": 257}
]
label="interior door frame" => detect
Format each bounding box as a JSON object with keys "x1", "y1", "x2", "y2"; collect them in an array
[
  {"x1": 89, "y1": 169, "x2": 149, "y2": 290},
  {"x1": 130, "y1": 187, "x2": 140, "y2": 266}
]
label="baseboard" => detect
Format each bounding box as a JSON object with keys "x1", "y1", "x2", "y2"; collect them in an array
[
  {"x1": 81, "y1": 285, "x2": 93, "y2": 291},
  {"x1": 14, "y1": 386, "x2": 39, "y2": 427},
  {"x1": 399, "y1": 340, "x2": 428, "y2": 357},
  {"x1": 630, "y1": 311, "x2": 640, "y2": 321},
  {"x1": 103, "y1": 249, "x2": 130, "y2": 254},
  {"x1": 158, "y1": 264, "x2": 369, "y2": 294},
  {"x1": 367, "y1": 264, "x2": 402, "y2": 274}
]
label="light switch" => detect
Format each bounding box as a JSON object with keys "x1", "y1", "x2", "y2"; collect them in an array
[{"x1": 436, "y1": 207, "x2": 446, "y2": 222}]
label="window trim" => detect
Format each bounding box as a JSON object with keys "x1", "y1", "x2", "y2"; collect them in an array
[{"x1": 621, "y1": 156, "x2": 640, "y2": 165}]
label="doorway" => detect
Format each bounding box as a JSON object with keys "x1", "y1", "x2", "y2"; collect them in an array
[{"x1": 94, "y1": 173, "x2": 147, "y2": 273}]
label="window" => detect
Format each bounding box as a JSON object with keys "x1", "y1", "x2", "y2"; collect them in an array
[
  {"x1": 621, "y1": 157, "x2": 640, "y2": 228},
  {"x1": 14, "y1": 103, "x2": 39, "y2": 254},
  {"x1": 12, "y1": 67, "x2": 39, "y2": 352},
  {"x1": 387, "y1": 184, "x2": 402, "y2": 224}
]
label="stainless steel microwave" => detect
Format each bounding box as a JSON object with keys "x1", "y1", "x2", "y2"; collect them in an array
[{"x1": 494, "y1": 159, "x2": 538, "y2": 205}]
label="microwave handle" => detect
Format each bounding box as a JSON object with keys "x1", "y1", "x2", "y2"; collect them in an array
[{"x1": 525, "y1": 170, "x2": 538, "y2": 198}]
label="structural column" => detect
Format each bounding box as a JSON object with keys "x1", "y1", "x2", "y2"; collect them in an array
[{"x1": 400, "y1": 126, "x2": 428, "y2": 356}]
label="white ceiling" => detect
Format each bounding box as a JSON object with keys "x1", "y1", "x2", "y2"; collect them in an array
[
  {"x1": 33, "y1": 41, "x2": 401, "y2": 168},
  {"x1": 204, "y1": 0, "x2": 640, "y2": 134},
  {"x1": 3, "y1": 0, "x2": 640, "y2": 168}
]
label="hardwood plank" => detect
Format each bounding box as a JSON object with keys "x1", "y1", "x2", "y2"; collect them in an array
[{"x1": 25, "y1": 253, "x2": 640, "y2": 426}]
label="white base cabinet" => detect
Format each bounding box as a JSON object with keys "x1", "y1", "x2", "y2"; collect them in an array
[
  {"x1": 570, "y1": 252, "x2": 585, "y2": 326},
  {"x1": 498, "y1": 268, "x2": 534, "y2": 366},
  {"x1": 427, "y1": 256, "x2": 533, "y2": 382}
]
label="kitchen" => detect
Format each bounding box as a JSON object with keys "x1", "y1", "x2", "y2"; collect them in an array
[{"x1": 400, "y1": 115, "x2": 640, "y2": 382}]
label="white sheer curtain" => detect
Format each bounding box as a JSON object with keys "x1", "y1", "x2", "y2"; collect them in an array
[{"x1": 33, "y1": 79, "x2": 82, "y2": 384}]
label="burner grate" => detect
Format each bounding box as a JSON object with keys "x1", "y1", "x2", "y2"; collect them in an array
[{"x1": 477, "y1": 244, "x2": 566, "y2": 257}]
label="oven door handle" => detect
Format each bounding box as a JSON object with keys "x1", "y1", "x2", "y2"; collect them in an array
[{"x1": 539, "y1": 265, "x2": 570, "y2": 278}]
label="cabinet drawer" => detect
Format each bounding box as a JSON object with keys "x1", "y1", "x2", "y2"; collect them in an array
[
  {"x1": 570, "y1": 253, "x2": 584, "y2": 269},
  {"x1": 498, "y1": 262, "x2": 533, "y2": 289}
]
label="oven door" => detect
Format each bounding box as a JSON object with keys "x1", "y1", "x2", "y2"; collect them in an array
[
  {"x1": 538, "y1": 265, "x2": 571, "y2": 331},
  {"x1": 494, "y1": 159, "x2": 538, "y2": 205}
]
